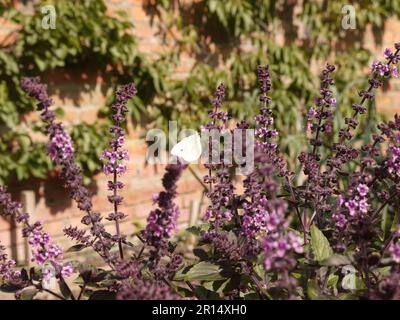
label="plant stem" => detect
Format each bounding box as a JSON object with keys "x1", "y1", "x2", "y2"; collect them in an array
[
  {"x1": 285, "y1": 176, "x2": 304, "y2": 234},
  {"x1": 77, "y1": 284, "x2": 86, "y2": 300},
  {"x1": 188, "y1": 165, "x2": 209, "y2": 192},
  {"x1": 136, "y1": 244, "x2": 145, "y2": 260},
  {"x1": 372, "y1": 191, "x2": 397, "y2": 221},
  {"x1": 38, "y1": 287, "x2": 66, "y2": 300},
  {"x1": 113, "y1": 164, "x2": 124, "y2": 260},
  {"x1": 249, "y1": 271, "x2": 266, "y2": 300}
]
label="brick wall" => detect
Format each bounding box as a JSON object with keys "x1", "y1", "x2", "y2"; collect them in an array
[
  {"x1": 0, "y1": 1, "x2": 399, "y2": 263},
  {"x1": 0, "y1": 0, "x2": 205, "y2": 263}
]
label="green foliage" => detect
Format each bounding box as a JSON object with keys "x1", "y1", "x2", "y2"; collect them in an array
[
  {"x1": 70, "y1": 123, "x2": 109, "y2": 185},
  {"x1": 146, "y1": 0, "x2": 399, "y2": 169},
  {"x1": 1, "y1": 0, "x2": 400, "y2": 183},
  {"x1": 310, "y1": 225, "x2": 333, "y2": 262}
]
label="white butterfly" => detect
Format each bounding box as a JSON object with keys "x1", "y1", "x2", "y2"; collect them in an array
[{"x1": 171, "y1": 133, "x2": 202, "y2": 163}]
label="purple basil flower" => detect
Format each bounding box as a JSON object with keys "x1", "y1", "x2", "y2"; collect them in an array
[
  {"x1": 117, "y1": 280, "x2": 182, "y2": 300},
  {"x1": 21, "y1": 77, "x2": 114, "y2": 261},
  {"x1": 142, "y1": 161, "x2": 186, "y2": 268},
  {"x1": 0, "y1": 187, "x2": 71, "y2": 281},
  {"x1": 389, "y1": 242, "x2": 400, "y2": 263},
  {"x1": 102, "y1": 83, "x2": 137, "y2": 259}
]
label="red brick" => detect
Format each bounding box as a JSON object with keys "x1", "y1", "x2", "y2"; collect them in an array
[{"x1": 79, "y1": 107, "x2": 100, "y2": 124}]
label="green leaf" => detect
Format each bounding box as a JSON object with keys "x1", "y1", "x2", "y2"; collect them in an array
[
  {"x1": 320, "y1": 254, "x2": 351, "y2": 266},
  {"x1": 186, "y1": 223, "x2": 209, "y2": 236},
  {"x1": 20, "y1": 287, "x2": 39, "y2": 300},
  {"x1": 327, "y1": 274, "x2": 339, "y2": 289},
  {"x1": 193, "y1": 286, "x2": 220, "y2": 300},
  {"x1": 0, "y1": 283, "x2": 21, "y2": 293},
  {"x1": 59, "y1": 277, "x2": 73, "y2": 300},
  {"x1": 306, "y1": 279, "x2": 320, "y2": 300},
  {"x1": 310, "y1": 225, "x2": 333, "y2": 261},
  {"x1": 89, "y1": 290, "x2": 116, "y2": 300},
  {"x1": 243, "y1": 292, "x2": 260, "y2": 300},
  {"x1": 181, "y1": 262, "x2": 226, "y2": 281},
  {"x1": 337, "y1": 293, "x2": 357, "y2": 300},
  {"x1": 66, "y1": 244, "x2": 87, "y2": 253},
  {"x1": 390, "y1": 210, "x2": 399, "y2": 233},
  {"x1": 202, "y1": 276, "x2": 240, "y2": 294}
]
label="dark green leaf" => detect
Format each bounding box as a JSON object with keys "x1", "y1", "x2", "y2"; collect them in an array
[
  {"x1": 89, "y1": 290, "x2": 116, "y2": 300},
  {"x1": 0, "y1": 283, "x2": 22, "y2": 293}
]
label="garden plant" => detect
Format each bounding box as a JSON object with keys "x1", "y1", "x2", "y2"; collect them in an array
[{"x1": 0, "y1": 41, "x2": 400, "y2": 300}]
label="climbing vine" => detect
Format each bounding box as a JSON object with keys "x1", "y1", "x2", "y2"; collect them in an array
[
  {"x1": 144, "y1": 0, "x2": 400, "y2": 168},
  {"x1": 1, "y1": 0, "x2": 400, "y2": 183}
]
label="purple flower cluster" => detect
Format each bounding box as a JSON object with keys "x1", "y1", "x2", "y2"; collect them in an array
[
  {"x1": 306, "y1": 63, "x2": 336, "y2": 144},
  {"x1": 0, "y1": 244, "x2": 19, "y2": 282},
  {"x1": 333, "y1": 183, "x2": 370, "y2": 229},
  {"x1": 203, "y1": 170, "x2": 235, "y2": 223},
  {"x1": 261, "y1": 201, "x2": 303, "y2": 296},
  {"x1": 0, "y1": 186, "x2": 72, "y2": 280},
  {"x1": 21, "y1": 77, "x2": 113, "y2": 261},
  {"x1": 102, "y1": 83, "x2": 136, "y2": 176},
  {"x1": 298, "y1": 64, "x2": 336, "y2": 218},
  {"x1": 102, "y1": 83, "x2": 137, "y2": 259},
  {"x1": 152, "y1": 253, "x2": 184, "y2": 280},
  {"x1": 389, "y1": 242, "x2": 400, "y2": 263},
  {"x1": 241, "y1": 196, "x2": 270, "y2": 237},
  {"x1": 371, "y1": 270, "x2": 400, "y2": 300},
  {"x1": 202, "y1": 230, "x2": 261, "y2": 279},
  {"x1": 255, "y1": 66, "x2": 277, "y2": 142},
  {"x1": 48, "y1": 130, "x2": 74, "y2": 163},
  {"x1": 372, "y1": 49, "x2": 398, "y2": 77},
  {"x1": 262, "y1": 202, "x2": 303, "y2": 270},
  {"x1": 241, "y1": 65, "x2": 287, "y2": 238},
  {"x1": 142, "y1": 162, "x2": 186, "y2": 265},
  {"x1": 204, "y1": 83, "x2": 229, "y2": 126},
  {"x1": 115, "y1": 259, "x2": 139, "y2": 279},
  {"x1": 117, "y1": 279, "x2": 182, "y2": 300},
  {"x1": 202, "y1": 83, "x2": 237, "y2": 226},
  {"x1": 387, "y1": 145, "x2": 400, "y2": 178}
]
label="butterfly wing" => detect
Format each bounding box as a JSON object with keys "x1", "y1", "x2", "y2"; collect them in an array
[{"x1": 171, "y1": 133, "x2": 202, "y2": 162}]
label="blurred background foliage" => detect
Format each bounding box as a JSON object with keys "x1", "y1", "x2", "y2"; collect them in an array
[
  {"x1": 0, "y1": 0, "x2": 400, "y2": 184},
  {"x1": 145, "y1": 0, "x2": 400, "y2": 168},
  {"x1": 0, "y1": 0, "x2": 165, "y2": 184}
]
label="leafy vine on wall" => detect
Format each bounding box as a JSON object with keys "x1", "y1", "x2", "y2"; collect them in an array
[{"x1": 1, "y1": 0, "x2": 400, "y2": 184}]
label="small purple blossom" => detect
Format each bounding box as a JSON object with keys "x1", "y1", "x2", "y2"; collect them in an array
[
  {"x1": 371, "y1": 61, "x2": 390, "y2": 76},
  {"x1": 48, "y1": 130, "x2": 74, "y2": 163},
  {"x1": 0, "y1": 244, "x2": 18, "y2": 281},
  {"x1": 390, "y1": 243, "x2": 400, "y2": 263},
  {"x1": 357, "y1": 184, "x2": 369, "y2": 197},
  {"x1": 61, "y1": 265, "x2": 74, "y2": 278}
]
